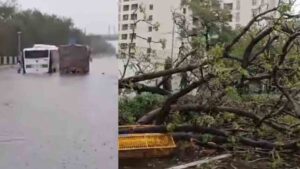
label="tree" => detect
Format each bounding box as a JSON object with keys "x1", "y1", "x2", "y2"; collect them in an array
[
  {"x1": 181, "y1": 0, "x2": 235, "y2": 51},
  {"x1": 0, "y1": 1, "x2": 115, "y2": 56},
  {"x1": 85, "y1": 35, "x2": 115, "y2": 55},
  {"x1": 119, "y1": 1, "x2": 300, "y2": 161}
]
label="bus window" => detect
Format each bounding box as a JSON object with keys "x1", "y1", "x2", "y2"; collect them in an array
[{"x1": 25, "y1": 50, "x2": 48, "y2": 59}]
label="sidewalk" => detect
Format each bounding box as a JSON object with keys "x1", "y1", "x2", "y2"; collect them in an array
[{"x1": 0, "y1": 65, "x2": 17, "y2": 70}]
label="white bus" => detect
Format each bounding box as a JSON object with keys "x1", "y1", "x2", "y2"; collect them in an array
[{"x1": 22, "y1": 45, "x2": 59, "y2": 74}]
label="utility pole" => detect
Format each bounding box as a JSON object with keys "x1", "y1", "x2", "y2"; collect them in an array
[
  {"x1": 170, "y1": 18, "x2": 175, "y2": 60},
  {"x1": 17, "y1": 31, "x2": 22, "y2": 74},
  {"x1": 17, "y1": 31, "x2": 22, "y2": 56}
]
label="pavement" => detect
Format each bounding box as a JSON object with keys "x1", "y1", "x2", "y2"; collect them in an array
[
  {"x1": 0, "y1": 56, "x2": 118, "y2": 169},
  {"x1": 0, "y1": 65, "x2": 16, "y2": 69}
]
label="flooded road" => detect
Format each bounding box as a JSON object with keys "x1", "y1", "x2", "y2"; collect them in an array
[{"x1": 0, "y1": 56, "x2": 118, "y2": 169}]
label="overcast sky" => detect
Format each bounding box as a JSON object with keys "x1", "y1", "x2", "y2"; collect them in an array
[
  {"x1": 17, "y1": 0, "x2": 118, "y2": 35},
  {"x1": 15, "y1": 0, "x2": 300, "y2": 35}
]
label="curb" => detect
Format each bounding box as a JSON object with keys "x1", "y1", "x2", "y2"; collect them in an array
[{"x1": 0, "y1": 65, "x2": 17, "y2": 69}]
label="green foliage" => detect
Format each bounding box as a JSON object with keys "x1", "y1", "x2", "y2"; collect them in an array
[
  {"x1": 0, "y1": 1, "x2": 114, "y2": 56},
  {"x1": 271, "y1": 151, "x2": 284, "y2": 169},
  {"x1": 255, "y1": 125, "x2": 277, "y2": 138},
  {"x1": 85, "y1": 35, "x2": 115, "y2": 55},
  {"x1": 278, "y1": 3, "x2": 292, "y2": 14},
  {"x1": 167, "y1": 123, "x2": 177, "y2": 132},
  {"x1": 228, "y1": 135, "x2": 238, "y2": 144},
  {"x1": 171, "y1": 111, "x2": 187, "y2": 125},
  {"x1": 183, "y1": 0, "x2": 231, "y2": 24},
  {"x1": 209, "y1": 45, "x2": 224, "y2": 59},
  {"x1": 196, "y1": 115, "x2": 216, "y2": 127},
  {"x1": 201, "y1": 134, "x2": 214, "y2": 143},
  {"x1": 225, "y1": 87, "x2": 242, "y2": 102},
  {"x1": 183, "y1": 0, "x2": 237, "y2": 48},
  {"x1": 15, "y1": 10, "x2": 78, "y2": 47},
  {"x1": 209, "y1": 46, "x2": 250, "y2": 86},
  {"x1": 278, "y1": 115, "x2": 300, "y2": 127},
  {"x1": 0, "y1": 0, "x2": 17, "y2": 20},
  {"x1": 214, "y1": 113, "x2": 233, "y2": 125},
  {"x1": 119, "y1": 93, "x2": 165, "y2": 124},
  {"x1": 241, "y1": 94, "x2": 280, "y2": 104}
]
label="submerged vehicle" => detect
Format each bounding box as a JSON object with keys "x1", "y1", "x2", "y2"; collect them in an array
[
  {"x1": 59, "y1": 44, "x2": 90, "y2": 74},
  {"x1": 33, "y1": 44, "x2": 59, "y2": 73},
  {"x1": 22, "y1": 45, "x2": 59, "y2": 74}
]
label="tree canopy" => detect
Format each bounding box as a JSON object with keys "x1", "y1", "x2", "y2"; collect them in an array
[
  {"x1": 0, "y1": 0, "x2": 115, "y2": 56},
  {"x1": 119, "y1": 1, "x2": 300, "y2": 165},
  {"x1": 181, "y1": 0, "x2": 236, "y2": 50}
]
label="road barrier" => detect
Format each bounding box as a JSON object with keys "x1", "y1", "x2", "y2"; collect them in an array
[{"x1": 0, "y1": 56, "x2": 18, "y2": 65}]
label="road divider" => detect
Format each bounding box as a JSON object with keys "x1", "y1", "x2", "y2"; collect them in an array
[{"x1": 0, "y1": 56, "x2": 18, "y2": 65}]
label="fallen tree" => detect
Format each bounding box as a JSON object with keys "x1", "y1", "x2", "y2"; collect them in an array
[
  {"x1": 119, "y1": 0, "x2": 300, "y2": 164},
  {"x1": 138, "y1": 104, "x2": 291, "y2": 133},
  {"x1": 119, "y1": 125, "x2": 300, "y2": 151}
]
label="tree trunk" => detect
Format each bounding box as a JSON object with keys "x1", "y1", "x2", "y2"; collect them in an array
[{"x1": 162, "y1": 57, "x2": 173, "y2": 92}]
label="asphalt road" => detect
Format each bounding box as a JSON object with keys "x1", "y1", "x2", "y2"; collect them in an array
[{"x1": 0, "y1": 56, "x2": 118, "y2": 169}]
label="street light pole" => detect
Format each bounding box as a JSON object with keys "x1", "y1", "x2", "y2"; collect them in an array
[
  {"x1": 17, "y1": 31, "x2": 22, "y2": 74},
  {"x1": 17, "y1": 31, "x2": 22, "y2": 56},
  {"x1": 171, "y1": 20, "x2": 175, "y2": 60}
]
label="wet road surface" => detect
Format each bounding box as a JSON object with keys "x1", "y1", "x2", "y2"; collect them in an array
[{"x1": 0, "y1": 56, "x2": 118, "y2": 169}]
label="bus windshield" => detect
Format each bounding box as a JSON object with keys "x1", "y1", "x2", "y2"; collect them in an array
[{"x1": 24, "y1": 50, "x2": 49, "y2": 59}]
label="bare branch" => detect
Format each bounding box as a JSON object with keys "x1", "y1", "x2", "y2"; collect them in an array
[{"x1": 120, "y1": 62, "x2": 208, "y2": 84}]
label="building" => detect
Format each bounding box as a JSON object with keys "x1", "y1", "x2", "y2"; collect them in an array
[
  {"x1": 118, "y1": 0, "x2": 279, "y2": 60},
  {"x1": 118, "y1": 0, "x2": 186, "y2": 61},
  {"x1": 221, "y1": 0, "x2": 279, "y2": 28}
]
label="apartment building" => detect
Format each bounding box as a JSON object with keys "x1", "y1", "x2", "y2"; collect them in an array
[
  {"x1": 221, "y1": 0, "x2": 279, "y2": 28},
  {"x1": 118, "y1": 0, "x2": 186, "y2": 61},
  {"x1": 118, "y1": 0, "x2": 279, "y2": 60}
]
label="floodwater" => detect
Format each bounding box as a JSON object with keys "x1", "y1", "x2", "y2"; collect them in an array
[{"x1": 0, "y1": 56, "x2": 118, "y2": 169}]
